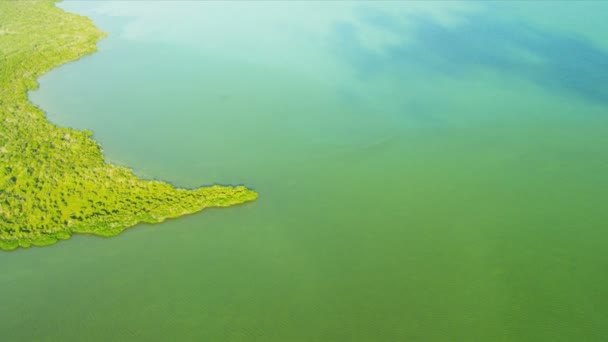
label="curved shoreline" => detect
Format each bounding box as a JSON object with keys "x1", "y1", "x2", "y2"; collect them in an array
[{"x1": 0, "y1": 0, "x2": 257, "y2": 251}]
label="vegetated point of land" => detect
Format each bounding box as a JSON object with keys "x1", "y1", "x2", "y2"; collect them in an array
[{"x1": 0, "y1": 0, "x2": 257, "y2": 251}]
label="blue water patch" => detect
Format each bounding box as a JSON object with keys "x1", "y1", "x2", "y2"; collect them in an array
[{"x1": 335, "y1": 6, "x2": 608, "y2": 106}]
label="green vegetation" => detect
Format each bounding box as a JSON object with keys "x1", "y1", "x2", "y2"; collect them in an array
[{"x1": 0, "y1": 1, "x2": 257, "y2": 251}]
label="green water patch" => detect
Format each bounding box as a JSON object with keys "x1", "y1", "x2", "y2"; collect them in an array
[{"x1": 4, "y1": 1, "x2": 608, "y2": 341}]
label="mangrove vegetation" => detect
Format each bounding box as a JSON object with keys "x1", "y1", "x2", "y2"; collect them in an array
[{"x1": 0, "y1": 0, "x2": 257, "y2": 251}]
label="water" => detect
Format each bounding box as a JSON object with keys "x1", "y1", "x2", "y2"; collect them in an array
[{"x1": 4, "y1": 1, "x2": 608, "y2": 340}]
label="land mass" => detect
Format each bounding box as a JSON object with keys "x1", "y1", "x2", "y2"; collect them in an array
[{"x1": 0, "y1": 0, "x2": 258, "y2": 251}]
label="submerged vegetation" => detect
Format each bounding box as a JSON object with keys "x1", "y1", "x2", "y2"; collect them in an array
[{"x1": 0, "y1": 1, "x2": 257, "y2": 251}]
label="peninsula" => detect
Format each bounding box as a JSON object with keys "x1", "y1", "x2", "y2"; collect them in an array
[{"x1": 0, "y1": 0, "x2": 258, "y2": 251}]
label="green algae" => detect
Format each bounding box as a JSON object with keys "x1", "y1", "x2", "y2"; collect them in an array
[{"x1": 0, "y1": 0, "x2": 257, "y2": 251}]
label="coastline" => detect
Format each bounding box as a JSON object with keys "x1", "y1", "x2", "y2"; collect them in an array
[{"x1": 0, "y1": 0, "x2": 257, "y2": 251}]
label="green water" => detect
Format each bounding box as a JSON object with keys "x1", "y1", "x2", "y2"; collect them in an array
[{"x1": 4, "y1": 1, "x2": 608, "y2": 340}]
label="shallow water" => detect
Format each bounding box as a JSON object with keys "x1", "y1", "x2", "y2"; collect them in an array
[{"x1": 4, "y1": 1, "x2": 608, "y2": 340}]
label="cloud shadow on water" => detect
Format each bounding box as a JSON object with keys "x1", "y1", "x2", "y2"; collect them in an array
[{"x1": 333, "y1": 7, "x2": 608, "y2": 106}]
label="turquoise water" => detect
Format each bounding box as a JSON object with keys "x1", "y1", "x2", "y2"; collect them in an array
[{"x1": 4, "y1": 1, "x2": 608, "y2": 340}]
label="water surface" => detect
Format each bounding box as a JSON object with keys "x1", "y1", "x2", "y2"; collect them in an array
[{"x1": 4, "y1": 1, "x2": 608, "y2": 341}]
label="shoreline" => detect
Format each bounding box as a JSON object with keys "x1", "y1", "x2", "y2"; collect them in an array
[{"x1": 0, "y1": 0, "x2": 257, "y2": 251}]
